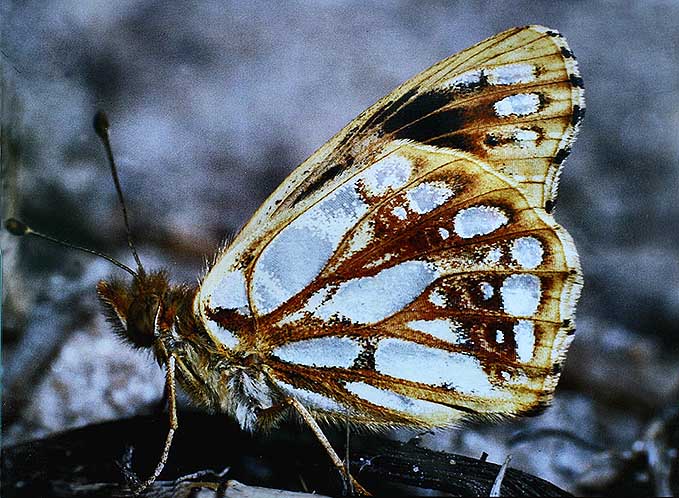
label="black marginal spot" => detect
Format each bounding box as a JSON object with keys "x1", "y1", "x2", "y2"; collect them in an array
[
  {"x1": 382, "y1": 90, "x2": 454, "y2": 135},
  {"x1": 560, "y1": 47, "x2": 574, "y2": 59},
  {"x1": 361, "y1": 87, "x2": 418, "y2": 132},
  {"x1": 562, "y1": 319, "x2": 571, "y2": 328},
  {"x1": 572, "y1": 105, "x2": 586, "y2": 126},
  {"x1": 291, "y1": 161, "x2": 346, "y2": 207},
  {"x1": 485, "y1": 133, "x2": 501, "y2": 146},
  {"x1": 553, "y1": 146, "x2": 571, "y2": 165},
  {"x1": 545, "y1": 199, "x2": 555, "y2": 214},
  {"x1": 567, "y1": 327, "x2": 577, "y2": 336},
  {"x1": 552, "y1": 362, "x2": 563, "y2": 375},
  {"x1": 545, "y1": 30, "x2": 562, "y2": 38},
  {"x1": 530, "y1": 125, "x2": 546, "y2": 145},
  {"x1": 352, "y1": 338, "x2": 377, "y2": 370},
  {"x1": 569, "y1": 74, "x2": 585, "y2": 89}
]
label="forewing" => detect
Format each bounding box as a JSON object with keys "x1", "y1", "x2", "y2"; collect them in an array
[{"x1": 197, "y1": 25, "x2": 583, "y2": 426}]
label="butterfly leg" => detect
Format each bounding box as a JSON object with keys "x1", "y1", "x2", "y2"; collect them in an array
[
  {"x1": 344, "y1": 414, "x2": 356, "y2": 496},
  {"x1": 286, "y1": 397, "x2": 370, "y2": 496},
  {"x1": 129, "y1": 354, "x2": 179, "y2": 494}
]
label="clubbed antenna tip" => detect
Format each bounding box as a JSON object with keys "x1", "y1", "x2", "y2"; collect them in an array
[
  {"x1": 5, "y1": 218, "x2": 29, "y2": 236},
  {"x1": 93, "y1": 110, "x2": 110, "y2": 140}
]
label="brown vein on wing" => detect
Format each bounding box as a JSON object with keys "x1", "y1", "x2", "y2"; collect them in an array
[
  {"x1": 416, "y1": 103, "x2": 571, "y2": 148},
  {"x1": 258, "y1": 151, "x2": 567, "y2": 328},
  {"x1": 240, "y1": 143, "x2": 414, "y2": 306},
  {"x1": 327, "y1": 151, "x2": 520, "y2": 261},
  {"x1": 393, "y1": 305, "x2": 564, "y2": 326},
  {"x1": 334, "y1": 181, "x2": 548, "y2": 271},
  {"x1": 272, "y1": 359, "x2": 549, "y2": 399}
]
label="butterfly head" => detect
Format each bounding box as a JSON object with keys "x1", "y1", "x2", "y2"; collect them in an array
[{"x1": 97, "y1": 270, "x2": 183, "y2": 350}]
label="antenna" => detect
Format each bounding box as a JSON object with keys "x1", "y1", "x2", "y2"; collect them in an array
[
  {"x1": 93, "y1": 110, "x2": 144, "y2": 273},
  {"x1": 5, "y1": 218, "x2": 137, "y2": 276}
]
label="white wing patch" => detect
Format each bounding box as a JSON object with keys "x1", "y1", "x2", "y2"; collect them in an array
[
  {"x1": 208, "y1": 269, "x2": 250, "y2": 314},
  {"x1": 304, "y1": 261, "x2": 439, "y2": 324},
  {"x1": 494, "y1": 93, "x2": 541, "y2": 117},
  {"x1": 513, "y1": 128, "x2": 541, "y2": 146},
  {"x1": 514, "y1": 320, "x2": 536, "y2": 363},
  {"x1": 273, "y1": 336, "x2": 360, "y2": 368},
  {"x1": 486, "y1": 63, "x2": 536, "y2": 85},
  {"x1": 207, "y1": 323, "x2": 240, "y2": 349},
  {"x1": 274, "y1": 379, "x2": 346, "y2": 412},
  {"x1": 345, "y1": 381, "x2": 459, "y2": 420},
  {"x1": 407, "y1": 318, "x2": 466, "y2": 344},
  {"x1": 454, "y1": 206, "x2": 509, "y2": 238},
  {"x1": 484, "y1": 247, "x2": 503, "y2": 265},
  {"x1": 392, "y1": 206, "x2": 408, "y2": 220},
  {"x1": 442, "y1": 63, "x2": 535, "y2": 89},
  {"x1": 359, "y1": 153, "x2": 412, "y2": 195},
  {"x1": 479, "y1": 281, "x2": 494, "y2": 300},
  {"x1": 511, "y1": 237, "x2": 543, "y2": 269},
  {"x1": 375, "y1": 338, "x2": 496, "y2": 396},
  {"x1": 405, "y1": 182, "x2": 455, "y2": 214},
  {"x1": 500, "y1": 274, "x2": 541, "y2": 316},
  {"x1": 442, "y1": 69, "x2": 482, "y2": 89},
  {"x1": 428, "y1": 289, "x2": 447, "y2": 307},
  {"x1": 252, "y1": 181, "x2": 369, "y2": 314}
]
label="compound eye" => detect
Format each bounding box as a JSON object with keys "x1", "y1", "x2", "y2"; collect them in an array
[{"x1": 126, "y1": 294, "x2": 161, "y2": 347}]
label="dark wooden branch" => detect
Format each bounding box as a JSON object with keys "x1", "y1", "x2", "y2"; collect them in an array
[{"x1": 2, "y1": 411, "x2": 571, "y2": 497}]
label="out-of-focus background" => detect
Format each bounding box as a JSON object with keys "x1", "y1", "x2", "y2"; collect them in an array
[{"x1": 2, "y1": 1, "x2": 678, "y2": 495}]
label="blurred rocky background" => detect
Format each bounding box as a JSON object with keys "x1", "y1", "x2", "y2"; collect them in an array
[{"x1": 2, "y1": 1, "x2": 678, "y2": 495}]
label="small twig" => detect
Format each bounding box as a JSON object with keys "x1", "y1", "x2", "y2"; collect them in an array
[
  {"x1": 298, "y1": 474, "x2": 309, "y2": 493},
  {"x1": 490, "y1": 455, "x2": 512, "y2": 497}
]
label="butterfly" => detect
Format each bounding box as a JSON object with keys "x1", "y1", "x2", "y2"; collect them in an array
[{"x1": 10, "y1": 24, "x2": 584, "y2": 495}]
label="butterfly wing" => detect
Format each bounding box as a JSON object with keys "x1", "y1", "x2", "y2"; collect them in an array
[{"x1": 197, "y1": 25, "x2": 583, "y2": 427}]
